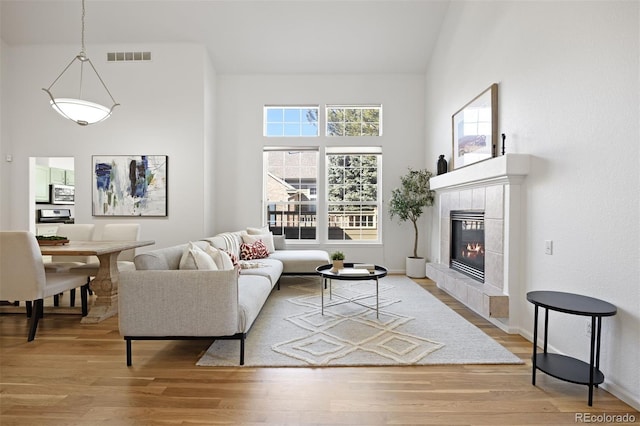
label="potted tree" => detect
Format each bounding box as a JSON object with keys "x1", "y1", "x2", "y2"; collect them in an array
[{"x1": 388, "y1": 168, "x2": 435, "y2": 278}]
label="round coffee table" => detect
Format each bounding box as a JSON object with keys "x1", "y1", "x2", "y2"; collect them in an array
[{"x1": 316, "y1": 263, "x2": 388, "y2": 318}]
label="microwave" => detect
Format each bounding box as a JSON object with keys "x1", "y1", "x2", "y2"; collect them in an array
[{"x1": 50, "y1": 184, "x2": 74, "y2": 204}]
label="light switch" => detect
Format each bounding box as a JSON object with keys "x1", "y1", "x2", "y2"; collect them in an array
[{"x1": 544, "y1": 240, "x2": 553, "y2": 255}]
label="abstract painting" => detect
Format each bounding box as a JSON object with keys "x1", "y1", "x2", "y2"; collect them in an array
[{"x1": 92, "y1": 155, "x2": 168, "y2": 216}]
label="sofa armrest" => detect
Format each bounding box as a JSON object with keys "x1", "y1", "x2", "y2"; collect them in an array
[{"x1": 118, "y1": 269, "x2": 239, "y2": 337}]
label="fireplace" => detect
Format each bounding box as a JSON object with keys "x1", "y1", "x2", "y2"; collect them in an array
[{"x1": 450, "y1": 210, "x2": 485, "y2": 282}]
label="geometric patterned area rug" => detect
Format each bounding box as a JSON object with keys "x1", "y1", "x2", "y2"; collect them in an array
[{"x1": 197, "y1": 275, "x2": 523, "y2": 367}]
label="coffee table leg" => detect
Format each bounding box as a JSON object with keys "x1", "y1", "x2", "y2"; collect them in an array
[
  {"x1": 376, "y1": 277, "x2": 379, "y2": 319},
  {"x1": 321, "y1": 277, "x2": 325, "y2": 315}
]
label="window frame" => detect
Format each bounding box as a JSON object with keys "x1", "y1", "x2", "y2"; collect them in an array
[
  {"x1": 325, "y1": 146, "x2": 383, "y2": 244},
  {"x1": 264, "y1": 105, "x2": 320, "y2": 137},
  {"x1": 325, "y1": 104, "x2": 383, "y2": 137},
  {"x1": 263, "y1": 147, "x2": 320, "y2": 243}
]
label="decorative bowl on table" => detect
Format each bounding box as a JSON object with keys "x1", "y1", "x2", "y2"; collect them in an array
[{"x1": 36, "y1": 235, "x2": 69, "y2": 245}]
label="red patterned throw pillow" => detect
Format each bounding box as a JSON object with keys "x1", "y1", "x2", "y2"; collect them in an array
[{"x1": 240, "y1": 239, "x2": 269, "y2": 260}]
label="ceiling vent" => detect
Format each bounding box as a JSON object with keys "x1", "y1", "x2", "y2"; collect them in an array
[{"x1": 107, "y1": 52, "x2": 152, "y2": 62}]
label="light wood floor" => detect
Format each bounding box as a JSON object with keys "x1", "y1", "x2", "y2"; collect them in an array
[{"x1": 1, "y1": 278, "x2": 637, "y2": 425}]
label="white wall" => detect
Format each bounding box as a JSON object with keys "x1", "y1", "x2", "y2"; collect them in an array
[
  {"x1": 0, "y1": 43, "x2": 214, "y2": 251},
  {"x1": 425, "y1": 1, "x2": 639, "y2": 409},
  {"x1": 215, "y1": 74, "x2": 428, "y2": 270}
]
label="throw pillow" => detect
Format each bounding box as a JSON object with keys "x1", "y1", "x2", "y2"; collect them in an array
[
  {"x1": 179, "y1": 242, "x2": 218, "y2": 270},
  {"x1": 240, "y1": 239, "x2": 269, "y2": 260},
  {"x1": 224, "y1": 250, "x2": 239, "y2": 267},
  {"x1": 273, "y1": 235, "x2": 286, "y2": 250},
  {"x1": 205, "y1": 245, "x2": 235, "y2": 270},
  {"x1": 246, "y1": 226, "x2": 270, "y2": 235},
  {"x1": 242, "y1": 233, "x2": 275, "y2": 254}
]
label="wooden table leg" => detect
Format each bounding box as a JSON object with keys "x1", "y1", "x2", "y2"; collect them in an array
[{"x1": 81, "y1": 251, "x2": 120, "y2": 324}]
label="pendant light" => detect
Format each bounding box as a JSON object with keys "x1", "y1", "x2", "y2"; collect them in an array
[{"x1": 42, "y1": 0, "x2": 119, "y2": 126}]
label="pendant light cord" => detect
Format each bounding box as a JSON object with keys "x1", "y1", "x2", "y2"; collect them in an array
[{"x1": 80, "y1": 0, "x2": 86, "y2": 56}]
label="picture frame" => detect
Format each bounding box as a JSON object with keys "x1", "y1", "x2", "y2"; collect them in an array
[
  {"x1": 452, "y1": 83, "x2": 498, "y2": 169},
  {"x1": 92, "y1": 155, "x2": 168, "y2": 217}
]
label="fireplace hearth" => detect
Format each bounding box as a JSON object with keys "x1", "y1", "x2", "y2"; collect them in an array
[{"x1": 450, "y1": 210, "x2": 485, "y2": 282}]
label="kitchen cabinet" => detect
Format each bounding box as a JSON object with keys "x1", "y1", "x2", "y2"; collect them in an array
[
  {"x1": 49, "y1": 167, "x2": 67, "y2": 185},
  {"x1": 35, "y1": 165, "x2": 51, "y2": 203},
  {"x1": 36, "y1": 167, "x2": 75, "y2": 203},
  {"x1": 65, "y1": 170, "x2": 75, "y2": 185}
]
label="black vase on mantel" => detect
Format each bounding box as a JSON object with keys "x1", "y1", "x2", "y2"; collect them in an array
[{"x1": 437, "y1": 155, "x2": 448, "y2": 175}]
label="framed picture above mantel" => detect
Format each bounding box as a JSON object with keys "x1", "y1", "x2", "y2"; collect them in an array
[
  {"x1": 92, "y1": 155, "x2": 168, "y2": 217},
  {"x1": 452, "y1": 83, "x2": 498, "y2": 169}
]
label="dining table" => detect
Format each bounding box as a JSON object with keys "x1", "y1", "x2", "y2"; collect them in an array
[{"x1": 40, "y1": 240, "x2": 154, "y2": 323}]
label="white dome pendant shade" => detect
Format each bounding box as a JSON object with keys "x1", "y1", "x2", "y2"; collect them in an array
[{"x1": 42, "y1": 0, "x2": 119, "y2": 126}]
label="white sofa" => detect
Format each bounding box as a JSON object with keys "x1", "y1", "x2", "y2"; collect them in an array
[{"x1": 118, "y1": 233, "x2": 329, "y2": 365}]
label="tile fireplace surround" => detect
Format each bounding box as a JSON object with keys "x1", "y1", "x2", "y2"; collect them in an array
[{"x1": 426, "y1": 154, "x2": 530, "y2": 332}]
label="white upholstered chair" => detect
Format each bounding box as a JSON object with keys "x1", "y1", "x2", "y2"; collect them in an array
[
  {"x1": 44, "y1": 223, "x2": 95, "y2": 272},
  {"x1": 70, "y1": 223, "x2": 141, "y2": 278},
  {"x1": 0, "y1": 231, "x2": 89, "y2": 341}
]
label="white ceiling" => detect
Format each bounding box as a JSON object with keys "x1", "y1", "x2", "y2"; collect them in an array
[{"x1": 1, "y1": 0, "x2": 450, "y2": 74}]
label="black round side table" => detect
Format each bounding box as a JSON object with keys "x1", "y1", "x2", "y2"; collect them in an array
[{"x1": 526, "y1": 291, "x2": 616, "y2": 406}]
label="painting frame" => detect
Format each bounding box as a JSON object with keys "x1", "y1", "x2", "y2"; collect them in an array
[
  {"x1": 452, "y1": 83, "x2": 498, "y2": 169},
  {"x1": 92, "y1": 155, "x2": 168, "y2": 217}
]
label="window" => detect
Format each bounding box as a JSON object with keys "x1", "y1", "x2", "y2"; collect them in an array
[
  {"x1": 326, "y1": 147, "x2": 382, "y2": 242},
  {"x1": 264, "y1": 148, "x2": 318, "y2": 240},
  {"x1": 326, "y1": 105, "x2": 382, "y2": 136},
  {"x1": 264, "y1": 106, "x2": 319, "y2": 137}
]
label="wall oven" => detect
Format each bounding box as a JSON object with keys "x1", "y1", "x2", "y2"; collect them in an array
[{"x1": 50, "y1": 184, "x2": 74, "y2": 204}]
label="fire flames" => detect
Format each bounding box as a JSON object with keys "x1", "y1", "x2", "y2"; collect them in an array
[{"x1": 461, "y1": 242, "x2": 484, "y2": 259}]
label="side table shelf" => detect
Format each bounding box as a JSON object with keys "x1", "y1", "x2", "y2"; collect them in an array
[
  {"x1": 526, "y1": 291, "x2": 616, "y2": 406},
  {"x1": 534, "y1": 353, "x2": 604, "y2": 386}
]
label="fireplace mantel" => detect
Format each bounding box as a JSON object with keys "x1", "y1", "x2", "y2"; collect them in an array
[
  {"x1": 426, "y1": 153, "x2": 530, "y2": 333},
  {"x1": 431, "y1": 154, "x2": 531, "y2": 191}
]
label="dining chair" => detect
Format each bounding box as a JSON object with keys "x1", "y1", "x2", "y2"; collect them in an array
[
  {"x1": 0, "y1": 231, "x2": 90, "y2": 341},
  {"x1": 70, "y1": 223, "x2": 141, "y2": 279},
  {"x1": 44, "y1": 223, "x2": 95, "y2": 272}
]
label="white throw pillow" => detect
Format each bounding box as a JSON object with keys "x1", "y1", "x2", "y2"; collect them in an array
[
  {"x1": 205, "y1": 245, "x2": 235, "y2": 270},
  {"x1": 246, "y1": 226, "x2": 270, "y2": 235},
  {"x1": 241, "y1": 233, "x2": 275, "y2": 254},
  {"x1": 179, "y1": 242, "x2": 218, "y2": 270}
]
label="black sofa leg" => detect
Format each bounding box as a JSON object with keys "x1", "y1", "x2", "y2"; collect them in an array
[
  {"x1": 70, "y1": 288, "x2": 76, "y2": 307},
  {"x1": 126, "y1": 338, "x2": 132, "y2": 366},
  {"x1": 240, "y1": 334, "x2": 245, "y2": 365},
  {"x1": 27, "y1": 299, "x2": 43, "y2": 341}
]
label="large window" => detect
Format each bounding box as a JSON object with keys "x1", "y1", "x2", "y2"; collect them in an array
[
  {"x1": 264, "y1": 148, "x2": 318, "y2": 240},
  {"x1": 326, "y1": 105, "x2": 382, "y2": 136},
  {"x1": 326, "y1": 147, "x2": 381, "y2": 242},
  {"x1": 264, "y1": 106, "x2": 319, "y2": 137}
]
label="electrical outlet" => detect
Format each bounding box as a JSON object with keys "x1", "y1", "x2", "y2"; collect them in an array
[
  {"x1": 585, "y1": 320, "x2": 592, "y2": 336},
  {"x1": 544, "y1": 240, "x2": 553, "y2": 255}
]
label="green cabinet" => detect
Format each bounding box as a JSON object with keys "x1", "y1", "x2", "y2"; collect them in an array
[
  {"x1": 35, "y1": 166, "x2": 75, "y2": 203},
  {"x1": 49, "y1": 167, "x2": 67, "y2": 185},
  {"x1": 35, "y1": 165, "x2": 51, "y2": 203},
  {"x1": 64, "y1": 170, "x2": 75, "y2": 185}
]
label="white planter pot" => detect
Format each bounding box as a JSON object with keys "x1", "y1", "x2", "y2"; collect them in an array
[{"x1": 406, "y1": 257, "x2": 426, "y2": 278}]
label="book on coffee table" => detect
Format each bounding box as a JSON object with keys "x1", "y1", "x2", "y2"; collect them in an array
[{"x1": 338, "y1": 268, "x2": 371, "y2": 276}]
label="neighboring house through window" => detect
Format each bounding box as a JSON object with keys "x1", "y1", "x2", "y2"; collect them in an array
[{"x1": 263, "y1": 104, "x2": 382, "y2": 244}]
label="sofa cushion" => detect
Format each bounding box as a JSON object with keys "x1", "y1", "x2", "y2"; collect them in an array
[
  {"x1": 179, "y1": 242, "x2": 218, "y2": 270},
  {"x1": 268, "y1": 249, "x2": 330, "y2": 274},
  {"x1": 237, "y1": 274, "x2": 272, "y2": 332},
  {"x1": 135, "y1": 241, "x2": 210, "y2": 270},
  {"x1": 240, "y1": 240, "x2": 269, "y2": 260},
  {"x1": 239, "y1": 258, "x2": 284, "y2": 287},
  {"x1": 273, "y1": 235, "x2": 286, "y2": 250}
]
